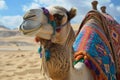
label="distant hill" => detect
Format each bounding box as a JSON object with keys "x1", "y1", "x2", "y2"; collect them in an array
[
  {"x1": 0, "y1": 30, "x2": 21, "y2": 37},
  {"x1": 0, "y1": 25, "x2": 21, "y2": 37},
  {"x1": 0, "y1": 41, "x2": 34, "y2": 46},
  {"x1": 0, "y1": 25, "x2": 10, "y2": 30},
  {"x1": 0, "y1": 25, "x2": 37, "y2": 46}
]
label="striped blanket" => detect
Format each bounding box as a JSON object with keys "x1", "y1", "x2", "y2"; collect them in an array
[
  {"x1": 103, "y1": 13, "x2": 120, "y2": 79},
  {"x1": 73, "y1": 10, "x2": 120, "y2": 80}
]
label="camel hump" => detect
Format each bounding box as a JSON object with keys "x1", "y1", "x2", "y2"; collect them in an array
[
  {"x1": 101, "y1": 6, "x2": 106, "y2": 13},
  {"x1": 91, "y1": 0, "x2": 98, "y2": 10}
]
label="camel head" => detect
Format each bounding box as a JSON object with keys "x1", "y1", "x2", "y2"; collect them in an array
[{"x1": 19, "y1": 6, "x2": 76, "y2": 44}]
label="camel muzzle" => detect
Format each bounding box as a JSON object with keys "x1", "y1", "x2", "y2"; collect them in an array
[{"x1": 19, "y1": 20, "x2": 42, "y2": 35}]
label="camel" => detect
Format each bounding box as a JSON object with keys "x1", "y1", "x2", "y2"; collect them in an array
[
  {"x1": 19, "y1": 1, "x2": 120, "y2": 80},
  {"x1": 19, "y1": 4, "x2": 93, "y2": 80}
]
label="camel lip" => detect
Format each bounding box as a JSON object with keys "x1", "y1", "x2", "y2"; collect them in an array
[
  {"x1": 19, "y1": 23, "x2": 42, "y2": 35},
  {"x1": 19, "y1": 24, "x2": 52, "y2": 40}
]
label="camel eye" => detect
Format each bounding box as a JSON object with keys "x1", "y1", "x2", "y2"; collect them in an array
[
  {"x1": 53, "y1": 14, "x2": 64, "y2": 20},
  {"x1": 24, "y1": 15, "x2": 36, "y2": 20}
]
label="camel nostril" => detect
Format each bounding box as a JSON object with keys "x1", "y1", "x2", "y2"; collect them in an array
[
  {"x1": 22, "y1": 25, "x2": 30, "y2": 30},
  {"x1": 19, "y1": 24, "x2": 27, "y2": 30},
  {"x1": 19, "y1": 24, "x2": 23, "y2": 31}
]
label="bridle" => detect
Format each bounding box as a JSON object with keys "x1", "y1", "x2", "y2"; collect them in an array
[
  {"x1": 41, "y1": 7, "x2": 69, "y2": 35},
  {"x1": 36, "y1": 7, "x2": 72, "y2": 61}
]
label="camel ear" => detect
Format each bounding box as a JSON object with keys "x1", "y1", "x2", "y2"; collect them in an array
[{"x1": 68, "y1": 7, "x2": 77, "y2": 21}]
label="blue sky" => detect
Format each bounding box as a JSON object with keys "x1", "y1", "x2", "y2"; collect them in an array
[{"x1": 0, "y1": 0, "x2": 120, "y2": 29}]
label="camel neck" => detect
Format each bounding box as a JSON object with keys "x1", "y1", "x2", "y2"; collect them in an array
[
  {"x1": 41, "y1": 25, "x2": 75, "y2": 80},
  {"x1": 64, "y1": 25, "x2": 75, "y2": 48}
]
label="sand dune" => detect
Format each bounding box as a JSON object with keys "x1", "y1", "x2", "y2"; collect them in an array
[
  {"x1": 0, "y1": 30, "x2": 52, "y2": 80},
  {"x1": 0, "y1": 34, "x2": 47, "y2": 80},
  {"x1": 0, "y1": 24, "x2": 79, "y2": 80},
  {"x1": 0, "y1": 48, "x2": 47, "y2": 80}
]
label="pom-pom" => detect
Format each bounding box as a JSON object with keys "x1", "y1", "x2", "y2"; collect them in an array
[{"x1": 35, "y1": 36, "x2": 40, "y2": 42}]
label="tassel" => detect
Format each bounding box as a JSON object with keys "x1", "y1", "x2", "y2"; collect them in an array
[
  {"x1": 45, "y1": 50, "x2": 51, "y2": 61},
  {"x1": 38, "y1": 47, "x2": 42, "y2": 58}
]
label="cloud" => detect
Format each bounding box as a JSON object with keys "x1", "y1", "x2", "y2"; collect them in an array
[
  {"x1": 23, "y1": 2, "x2": 40, "y2": 11},
  {"x1": 34, "y1": 0, "x2": 69, "y2": 7},
  {"x1": 107, "y1": 3, "x2": 120, "y2": 21},
  {"x1": 117, "y1": 6, "x2": 120, "y2": 12},
  {"x1": 22, "y1": 0, "x2": 92, "y2": 23},
  {"x1": 22, "y1": 0, "x2": 72, "y2": 12},
  {"x1": 0, "y1": 0, "x2": 7, "y2": 10},
  {"x1": 0, "y1": 15, "x2": 23, "y2": 29},
  {"x1": 22, "y1": 0, "x2": 120, "y2": 23}
]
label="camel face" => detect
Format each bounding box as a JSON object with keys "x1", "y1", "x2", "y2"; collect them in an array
[
  {"x1": 19, "y1": 6, "x2": 76, "y2": 44},
  {"x1": 19, "y1": 8, "x2": 53, "y2": 39}
]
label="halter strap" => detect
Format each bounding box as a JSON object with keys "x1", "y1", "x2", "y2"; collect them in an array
[
  {"x1": 56, "y1": 21, "x2": 69, "y2": 29},
  {"x1": 41, "y1": 7, "x2": 69, "y2": 34}
]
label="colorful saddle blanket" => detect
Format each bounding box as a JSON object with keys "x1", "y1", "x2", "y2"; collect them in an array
[
  {"x1": 102, "y1": 13, "x2": 120, "y2": 79},
  {"x1": 73, "y1": 10, "x2": 120, "y2": 80}
]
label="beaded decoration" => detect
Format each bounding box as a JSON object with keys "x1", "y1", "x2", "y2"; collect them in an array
[
  {"x1": 42, "y1": 7, "x2": 56, "y2": 35},
  {"x1": 35, "y1": 36, "x2": 51, "y2": 61}
]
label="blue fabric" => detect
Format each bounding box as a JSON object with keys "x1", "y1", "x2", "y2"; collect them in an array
[
  {"x1": 73, "y1": 30, "x2": 85, "y2": 51},
  {"x1": 73, "y1": 25, "x2": 116, "y2": 80}
]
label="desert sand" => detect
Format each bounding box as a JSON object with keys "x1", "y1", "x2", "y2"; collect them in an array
[
  {"x1": 0, "y1": 35, "x2": 48, "y2": 80},
  {"x1": 0, "y1": 45, "x2": 48, "y2": 80},
  {"x1": 0, "y1": 25, "x2": 79, "y2": 80}
]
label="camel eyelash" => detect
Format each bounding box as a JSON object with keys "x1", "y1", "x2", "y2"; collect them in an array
[
  {"x1": 24, "y1": 15, "x2": 36, "y2": 20},
  {"x1": 53, "y1": 14, "x2": 64, "y2": 20}
]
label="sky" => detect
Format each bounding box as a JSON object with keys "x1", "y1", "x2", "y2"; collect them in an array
[{"x1": 0, "y1": 0, "x2": 120, "y2": 29}]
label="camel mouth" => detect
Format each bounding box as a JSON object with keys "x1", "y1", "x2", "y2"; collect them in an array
[
  {"x1": 20, "y1": 25, "x2": 41, "y2": 35},
  {"x1": 19, "y1": 20, "x2": 42, "y2": 36},
  {"x1": 19, "y1": 21, "x2": 53, "y2": 39}
]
